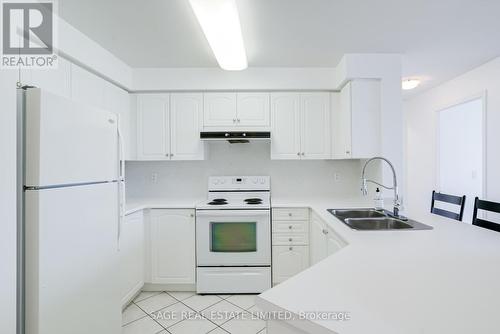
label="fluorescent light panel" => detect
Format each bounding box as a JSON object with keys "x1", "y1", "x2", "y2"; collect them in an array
[{"x1": 189, "y1": 0, "x2": 248, "y2": 71}]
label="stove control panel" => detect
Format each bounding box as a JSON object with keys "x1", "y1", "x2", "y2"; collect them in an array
[{"x1": 208, "y1": 176, "x2": 270, "y2": 191}]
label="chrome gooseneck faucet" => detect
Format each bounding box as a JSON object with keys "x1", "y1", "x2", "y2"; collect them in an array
[{"x1": 361, "y1": 157, "x2": 401, "y2": 217}]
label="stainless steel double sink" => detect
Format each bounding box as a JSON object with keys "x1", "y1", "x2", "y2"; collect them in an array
[{"x1": 328, "y1": 209, "x2": 433, "y2": 231}]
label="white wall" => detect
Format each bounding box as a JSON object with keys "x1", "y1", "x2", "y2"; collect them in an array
[
  {"x1": 0, "y1": 15, "x2": 133, "y2": 334},
  {"x1": 404, "y1": 56, "x2": 500, "y2": 222},
  {"x1": 336, "y1": 54, "x2": 404, "y2": 201},
  {"x1": 132, "y1": 67, "x2": 337, "y2": 91},
  {"x1": 0, "y1": 70, "x2": 20, "y2": 334},
  {"x1": 125, "y1": 142, "x2": 367, "y2": 201}
]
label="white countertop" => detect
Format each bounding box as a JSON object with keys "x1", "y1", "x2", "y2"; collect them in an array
[
  {"x1": 256, "y1": 200, "x2": 500, "y2": 334},
  {"x1": 125, "y1": 198, "x2": 204, "y2": 215}
]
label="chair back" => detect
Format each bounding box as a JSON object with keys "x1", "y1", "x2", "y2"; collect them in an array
[
  {"x1": 431, "y1": 190, "x2": 466, "y2": 221},
  {"x1": 472, "y1": 197, "x2": 500, "y2": 232}
]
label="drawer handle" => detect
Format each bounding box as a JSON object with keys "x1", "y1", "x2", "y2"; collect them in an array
[
  {"x1": 288, "y1": 225, "x2": 293, "y2": 229},
  {"x1": 322, "y1": 229, "x2": 329, "y2": 235},
  {"x1": 289, "y1": 247, "x2": 293, "y2": 251},
  {"x1": 288, "y1": 213, "x2": 292, "y2": 217},
  {"x1": 288, "y1": 238, "x2": 293, "y2": 242}
]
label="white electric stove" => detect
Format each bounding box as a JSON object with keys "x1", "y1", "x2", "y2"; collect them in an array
[{"x1": 195, "y1": 176, "x2": 272, "y2": 294}]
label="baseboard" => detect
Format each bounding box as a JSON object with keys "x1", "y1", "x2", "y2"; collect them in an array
[
  {"x1": 142, "y1": 283, "x2": 196, "y2": 292},
  {"x1": 121, "y1": 281, "x2": 144, "y2": 309}
]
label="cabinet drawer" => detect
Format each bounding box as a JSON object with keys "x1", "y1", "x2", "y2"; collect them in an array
[
  {"x1": 272, "y1": 233, "x2": 308, "y2": 246},
  {"x1": 272, "y1": 208, "x2": 309, "y2": 221},
  {"x1": 272, "y1": 220, "x2": 308, "y2": 233}
]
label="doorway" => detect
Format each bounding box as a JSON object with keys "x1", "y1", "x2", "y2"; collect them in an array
[{"x1": 437, "y1": 96, "x2": 485, "y2": 223}]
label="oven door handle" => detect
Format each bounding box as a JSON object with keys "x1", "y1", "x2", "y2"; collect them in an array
[{"x1": 196, "y1": 210, "x2": 270, "y2": 217}]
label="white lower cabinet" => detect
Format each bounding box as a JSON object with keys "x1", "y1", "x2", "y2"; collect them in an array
[
  {"x1": 326, "y1": 226, "x2": 345, "y2": 255},
  {"x1": 309, "y1": 212, "x2": 328, "y2": 265},
  {"x1": 310, "y1": 211, "x2": 346, "y2": 265},
  {"x1": 272, "y1": 246, "x2": 309, "y2": 284},
  {"x1": 272, "y1": 208, "x2": 310, "y2": 284},
  {"x1": 148, "y1": 209, "x2": 196, "y2": 285},
  {"x1": 120, "y1": 211, "x2": 144, "y2": 307}
]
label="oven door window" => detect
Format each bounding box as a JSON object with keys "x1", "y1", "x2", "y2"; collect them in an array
[{"x1": 210, "y1": 222, "x2": 257, "y2": 252}]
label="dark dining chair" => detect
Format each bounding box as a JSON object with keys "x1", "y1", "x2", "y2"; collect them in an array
[
  {"x1": 472, "y1": 197, "x2": 500, "y2": 232},
  {"x1": 430, "y1": 190, "x2": 466, "y2": 221}
]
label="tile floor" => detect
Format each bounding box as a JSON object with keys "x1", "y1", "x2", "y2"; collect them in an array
[{"x1": 122, "y1": 291, "x2": 267, "y2": 334}]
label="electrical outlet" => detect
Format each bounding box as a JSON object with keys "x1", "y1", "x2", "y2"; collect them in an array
[
  {"x1": 333, "y1": 172, "x2": 341, "y2": 182},
  {"x1": 150, "y1": 172, "x2": 158, "y2": 183}
]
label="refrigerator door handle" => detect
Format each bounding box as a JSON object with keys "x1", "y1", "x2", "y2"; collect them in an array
[{"x1": 117, "y1": 124, "x2": 125, "y2": 249}]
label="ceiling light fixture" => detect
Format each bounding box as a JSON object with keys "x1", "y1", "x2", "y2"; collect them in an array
[
  {"x1": 402, "y1": 79, "x2": 420, "y2": 90},
  {"x1": 188, "y1": 0, "x2": 248, "y2": 71}
]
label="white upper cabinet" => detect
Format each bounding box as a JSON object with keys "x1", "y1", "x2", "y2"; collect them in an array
[
  {"x1": 333, "y1": 80, "x2": 381, "y2": 159},
  {"x1": 203, "y1": 92, "x2": 270, "y2": 129},
  {"x1": 170, "y1": 93, "x2": 205, "y2": 160},
  {"x1": 270, "y1": 93, "x2": 301, "y2": 159},
  {"x1": 203, "y1": 93, "x2": 237, "y2": 127},
  {"x1": 236, "y1": 93, "x2": 270, "y2": 127},
  {"x1": 137, "y1": 94, "x2": 170, "y2": 160},
  {"x1": 271, "y1": 92, "x2": 330, "y2": 160},
  {"x1": 137, "y1": 93, "x2": 205, "y2": 161},
  {"x1": 300, "y1": 93, "x2": 331, "y2": 159}
]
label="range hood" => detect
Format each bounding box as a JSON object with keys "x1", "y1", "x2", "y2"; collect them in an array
[{"x1": 200, "y1": 131, "x2": 271, "y2": 143}]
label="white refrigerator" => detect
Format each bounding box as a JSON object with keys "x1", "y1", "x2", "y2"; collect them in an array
[{"x1": 18, "y1": 88, "x2": 124, "y2": 334}]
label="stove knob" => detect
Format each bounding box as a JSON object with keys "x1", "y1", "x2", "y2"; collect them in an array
[
  {"x1": 220, "y1": 179, "x2": 226, "y2": 184},
  {"x1": 252, "y1": 178, "x2": 258, "y2": 184},
  {"x1": 213, "y1": 179, "x2": 219, "y2": 185},
  {"x1": 259, "y1": 178, "x2": 265, "y2": 184}
]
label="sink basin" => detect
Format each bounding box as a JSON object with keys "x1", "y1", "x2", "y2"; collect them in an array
[
  {"x1": 327, "y1": 208, "x2": 433, "y2": 231},
  {"x1": 344, "y1": 217, "x2": 413, "y2": 230},
  {"x1": 329, "y1": 209, "x2": 386, "y2": 219}
]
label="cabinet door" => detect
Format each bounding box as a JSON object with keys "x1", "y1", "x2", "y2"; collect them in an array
[
  {"x1": 170, "y1": 93, "x2": 205, "y2": 160},
  {"x1": 350, "y1": 80, "x2": 381, "y2": 158},
  {"x1": 270, "y1": 93, "x2": 301, "y2": 160},
  {"x1": 333, "y1": 83, "x2": 352, "y2": 159},
  {"x1": 326, "y1": 227, "x2": 345, "y2": 256},
  {"x1": 309, "y1": 214, "x2": 327, "y2": 265},
  {"x1": 300, "y1": 93, "x2": 331, "y2": 159},
  {"x1": 150, "y1": 209, "x2": 196, "y2": 284},
  {"x1": 237, "y1": 92, "x2": 270, "y2": 127},
  {"x1": 272, "y1": 245, "x2": 309, "y2": 284},
  {"x1": 136, "y1": 94, "x2": 170, "y2": 160},
  {"x1": 120, "y1": 211, "x2": 144, "y2": 306},
  {"x1": 203, "y1": 93, "x2": 237, "y2": 127}
]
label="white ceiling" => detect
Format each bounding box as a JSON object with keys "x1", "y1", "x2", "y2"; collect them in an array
[{"x1": 59, "y1": 0, "x2": 500, "y2": 96}]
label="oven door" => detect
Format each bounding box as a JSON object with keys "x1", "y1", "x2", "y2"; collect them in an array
[{"x1": 196, "y1": 210, "x2": 271, "y2": 266}]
